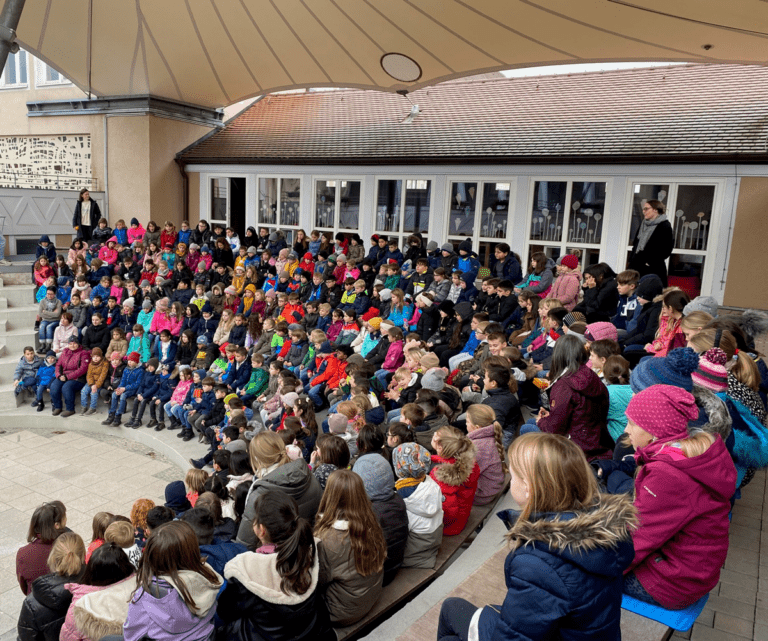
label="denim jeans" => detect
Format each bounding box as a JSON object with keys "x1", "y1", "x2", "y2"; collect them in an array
[
  {"x1": 109, "y1": 391, "x2": 133, "y2": 415},
  {"x1": 623, "y1": 572, "x2": 662, "y2": 606},
  {"x1": 305, "y1": 383, "x2": 324, "y2": 409},
  {"x1": 80, "y1": 385, "x2": 100, "y2": 409},
  {"x1": 386, "y1": 408, "x2": 402, "y2": 423},
  {"x1": 437, "y1": 597, "x2": 477, "y2": 641},
  {"x1": 50, "y1": 378, "x2": 85, "y2": 411},
  {"x1": 35, "y1": 383, "x2": 48, "y2": 403},
  {"x1": 39, "y1": 320, "x2": 58, "y2": 341},
  {"x1": 16, "y1": 376, "x2": 36, "y2": 396}
]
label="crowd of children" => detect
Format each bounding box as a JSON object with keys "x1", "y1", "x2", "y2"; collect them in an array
[{"x1": 15, "y1": 218, "x2": 768, "y2": 640}]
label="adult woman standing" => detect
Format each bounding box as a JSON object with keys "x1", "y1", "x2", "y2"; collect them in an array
[
  {"x1": 72, "y1": 189, "x2": 102, "y2": 242},
  {"x1": 628, "y1": 199, "x2": 674, "y2": 286}
]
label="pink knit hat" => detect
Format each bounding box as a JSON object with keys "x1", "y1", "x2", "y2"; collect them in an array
[
  {"x1": 625, "y1": 384, "x2": 699, "y2": 440},
  {"x1": 691, "y1": 348, "x2": 729, "y2": 392},
  {"x1": 560, "y1": 254, "x2": 579, "y2": 270},
  {"x1": 585, "y1": 322, "x2": 618, "y2": 343}
]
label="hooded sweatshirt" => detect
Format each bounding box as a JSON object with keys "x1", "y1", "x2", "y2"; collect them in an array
[
  {"x1": 628, "y1": 435, "x2": 736, "y2": 609},
  {"x1": 123, "y1": 568, "x2": 222, "y2": 641},
  {"x1": 538, "y1": 364, "x2": 613, "y2": 461}
]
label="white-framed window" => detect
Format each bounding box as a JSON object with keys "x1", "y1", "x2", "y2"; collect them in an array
[
  {"x1": 445, "y1": 178, "x2": 515, "y2": 271},
  {"x1": 625, "y1": 182, "x2": 718, "y2": 299},
  {"x1": 313, "y1": 178, "x2": 362, "y2": 236},
  {"x1": 524, "y1": 179, "x2": 609, "y2": 271},
  {"x1": 0, "y1": 50, "x2": 28, "y2": 88},
  {"x1": 35, "y1": 59, "x2": 71, "y2": 87},
  {"x1": 375, "y1": 178, "x2": 433, "y2": 248},
  {"x1": 257, "y1": 176, "x2": 301, "y2": 244}
]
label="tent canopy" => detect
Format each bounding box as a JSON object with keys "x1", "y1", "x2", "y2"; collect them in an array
[{"x1": 15, "y1": 0, "x2": 768, "y2": 109}]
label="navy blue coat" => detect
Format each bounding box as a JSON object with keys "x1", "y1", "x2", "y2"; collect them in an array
[
  {"x1": 136, "y1": 369, "x2": 160, "y2": 398},
  {"x1": 479, "y1": 498, "x2": 635, "y2": 641},
  {"x1": 225, "y1": 359, "x2": 252, "y2": 391},
  {"x1": 154, "y1": 340, "x2": 178, "y2": 365}
]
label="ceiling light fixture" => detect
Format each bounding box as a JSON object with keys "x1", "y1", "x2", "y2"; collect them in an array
[{"x1": 381, "y1": 53, "x2": 422, "y2": 82}]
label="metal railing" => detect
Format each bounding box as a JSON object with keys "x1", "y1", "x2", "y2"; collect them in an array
[{"x1": 0, "y1": 171, "x2": 97, "y2": 191}]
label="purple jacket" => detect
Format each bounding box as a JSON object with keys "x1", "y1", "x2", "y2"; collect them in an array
[
  {"x1": 382, "y1": 340, "x2": 405, "y2": 372},
  {"x1": 123, "y1": 573, "x2": 221, "y2": 641},
  {"x1": 628, "y1": 436, "x2": 736, "y2": 609},
  {"x1": 538, "y1": 364, "x2": 613, "y2": 461},
  {"x1": 467, "y1": 425, "x2": 505, "y2": 505}
]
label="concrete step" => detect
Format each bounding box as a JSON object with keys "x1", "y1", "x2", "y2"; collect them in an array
[
  {"x1": 0, "y1": 305, "x2": 39, "y2": 330},
  {"x1": 0, "y1": 284, "x2": 36, "y2": 307},
  {"x1": 0, "y1": 327, "x2": 39, "y2": 356},
  {"x1": 0, "y1": 382, "x2": 23, "y2": 409},
  {"x1": 0, "y1": 405, "x2": 206, "y2": 473},
  {"x1": 0, "y1": 262, "x2": 34, "y2": 286}
]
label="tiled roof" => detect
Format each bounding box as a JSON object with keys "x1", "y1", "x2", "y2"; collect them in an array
[{"x1": 179, "y1": 65, "x2": 768, "y2": 165}]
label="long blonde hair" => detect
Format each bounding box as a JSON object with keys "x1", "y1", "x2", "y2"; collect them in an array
[
  {"x1": 672, "y1": 431, "x2": 715, "y2": 458},
  {"x1": 507, "y1": 433, "x2": 598, "y2": 524},
  {"x1": 466, "y1": 404, "x2": 504, "y2": 465},
  {"x1": 249, "y1": 431, "x2": 290, "y2": 475},
  {"x1": 689, "y1": 328, "x2": 761, "y2": 390},
  {"x1": 47, "y1": 532, "x2": 85, "y2": 576}
]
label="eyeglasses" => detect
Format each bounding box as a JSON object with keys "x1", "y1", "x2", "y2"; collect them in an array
[{"x1": 641, "y1": 206, "x2": 653, "y2": 212}]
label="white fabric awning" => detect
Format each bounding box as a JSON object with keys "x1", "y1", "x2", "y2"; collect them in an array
[{"x1": 15, "y1": 0, "x2": 768, "y2": 109}]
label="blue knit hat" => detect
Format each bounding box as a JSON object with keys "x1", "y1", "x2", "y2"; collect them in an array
[
  {"x1": 630, "y1": 347, "x2": 700, "y2": 393},
  {"x1": 353, "y1": 453, "x2": 394, "y2": 501},
  {"x1": 164, "y1": 480, "x2": 191, "y2": 514}
]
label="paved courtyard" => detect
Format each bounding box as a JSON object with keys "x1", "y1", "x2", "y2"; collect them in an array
[{"x1": 0, "y1": 425, "x2": 181, "y2": 640}]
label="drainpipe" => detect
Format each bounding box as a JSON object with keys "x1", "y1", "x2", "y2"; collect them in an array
[
  {"x1": 175, "y1": 158, "x2": 189, "y2": 222},
  {"x1": 103, "y1": 114, "x2": 110, "y2": 221},
  {"x1": 0, "y1": 0, "x2": 26, "y2": 79}
]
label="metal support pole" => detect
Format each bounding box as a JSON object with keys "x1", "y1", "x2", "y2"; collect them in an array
[{"x1": 0, "y1": 0, "x2": 26, "y2": 79}]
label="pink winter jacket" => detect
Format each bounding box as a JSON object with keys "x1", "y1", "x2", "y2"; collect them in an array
[
  {"x1": 628, "y1": 435, "x2": 736, "y2": 609},
  {"x1": 170, "y1": 379, "x2": 193, "y2": 404},
  {"x1": 59, "y1": 583, "x2": 105, "y2": 641},
  {"x1": 467, "y1": 424, "x2": 505, "y2": 505},
  {"x1": 549, "y1": 270, "x2": 582, "y2": 311},
  {"x1": 382, "y1": 340, "x2": 405, "y2": 372},
  {"x1": 149, "y1": 311, "x2": 173, "y2": 335},
  {"x1": 127, "y1": 225, "x2": 146, "y2": 244},
  {"x1": 98, "y1": 237, "x2": 119, "y2": 265}
]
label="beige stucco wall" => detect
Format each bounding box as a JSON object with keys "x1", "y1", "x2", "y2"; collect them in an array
[
  {"x1": 105, "y1": 116, "x2": 150, "y2": 224},
  {"x1": 723, "y1": 177, "x2": 768, "y2": 311},
  {"x1": 148, "y1": 116, "x2": 212, "y2": 227}
]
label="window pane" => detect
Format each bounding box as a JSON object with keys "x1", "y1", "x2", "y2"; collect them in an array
[
  {"x1": 530, "y1": 181, "x2": 567, "y2": 242},
  {"x1": 315, "y1": 180, "x2": 335, "y2": 228},
  {"x1": 668, "y1": 254, "x2": 704, "y2": 299},
  {"x1": 339, "y1": 181, "x2": 361, "y2": 229},
  {"x1": 18, "y1": 52, "x2": 26, "y2": 84},
  {"x1": 210, "y1": 178, "x2": 227, "y2": 221},
  {"x1": 7, "y1": 53, "x2": 17, "y2": 84},
  {"x1": 376, "y1": 180, "x2": 402, "y2": 232},
  {"x1": 528, "y1": 245, "x2": 562, "y2": 267},
  {"x1": 280, "y1": 178, "x2": 300, "y2": 226},
  {"x1": 404, "y1": 180, "x2": 431, "y2": 233},
  {"x1": 46, "y1": 66, "x2": 60, "y2": 82},
  {"x1": 258, "y1": 178, "x2": 277, "y2": 224},
  {"x1": 566, "y1": 246, "x2": 600, "y2": 269},
  {"x1": 448, "y1": 182, "x2": 477, "y2": 237},
  {"x1": 568, "y1": 182, "x2": 606, "y2": 245},
  {"x1": 629, "y1": 184, "x2": 669, "y2": 244},
  {"x1": 480, "y1": 182, "x2": 510, "y2": 239},
  {"x1": 673, "y1": 185, "x2": 715, "y2": 251}
]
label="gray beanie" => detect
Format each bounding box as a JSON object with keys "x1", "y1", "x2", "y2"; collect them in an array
[
  {"x1": 683, "y1": 296, "x2": 718, "y2": 318},
  {"x1": 421, "y1": 367, "x2": 447, "y2": 391},
  {"x1": 426, "y1": 241, "x2": 439, "y2": 252},
  {"x1": 269, "y1": 232, "x2": 278, "y2": 242},
  {"x1": 441, "y1": 243, "x2": 454, "y2": 253},
  {"x1": 353, "y1": 453, "x2": 394, "y2": 501}
]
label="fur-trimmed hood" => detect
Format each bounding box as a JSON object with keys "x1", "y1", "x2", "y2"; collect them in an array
[
  {"x1": 690, "y1": 385, "x2": 732, "y2": 442},
  {"x1": 738, "y1": 309, "x2": 768, "y2": 343},
  {"x1": 72, "y1": 575, "x2": 136, "y2": 641},
  {"x1": 430, "y1": 447, "x2": 477, "y2": 487},
  {"x1": 498, "y1": 494, "x2": 637, "y2": 577},
  {"x1": 223, "y1": 542, "x2": 320, "y2": 606}
]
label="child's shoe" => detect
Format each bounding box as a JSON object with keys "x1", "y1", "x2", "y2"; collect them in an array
[
  {"x1": 101, "y1": 413, "x2": 115, "y2": 425},
  {"x1": 147, "y1": 419, "x2": 158, "y2": 428},
  {"x1": 182, "y1": 430, "x2": 194, "y2": 442},
  {"x1": 37, "y1": 401, "x2": 44, "y2": 412},
  {"x1": 85, "y1": 408, "x2": 97, "y2": 416}
]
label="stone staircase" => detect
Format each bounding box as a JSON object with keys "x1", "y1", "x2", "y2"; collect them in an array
[{"x1": 0, "y1": 263, "x2": 40, "y2": 410}]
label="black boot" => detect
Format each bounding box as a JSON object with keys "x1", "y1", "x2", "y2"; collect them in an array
[
  {"x1": 113, "y1": 414, "x2": 122, "y2": 427},
  {"x1": 101, "y1": 413, "x2": 115, "y2": 425},
  {"x1": 37, "y1": 401, "x2": 45, "y2": 412},
  {"x1": 182, "y1": 430, "x2": 194, "y2": 442}
]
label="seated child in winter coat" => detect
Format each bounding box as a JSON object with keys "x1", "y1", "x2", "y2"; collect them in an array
[{"x1": 393, "y1": 443, "x2": 444, "y2": 569}]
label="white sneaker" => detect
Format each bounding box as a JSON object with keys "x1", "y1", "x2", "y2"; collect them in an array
[{"x1": 0, "y1": 259, "x2": 11, "y2": 266}]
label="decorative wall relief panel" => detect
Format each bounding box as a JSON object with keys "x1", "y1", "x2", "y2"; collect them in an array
[{"x1": 0, "y1": 135, "x2": 93, "y2": 190}]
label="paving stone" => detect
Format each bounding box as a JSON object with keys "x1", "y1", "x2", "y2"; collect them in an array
[
  {"x1": 718, "y1": 581, "x2": 758, "y2": 605},
  {"x1": 718, "y1": 569, "x2": 758, "y2": 592},
  {"x1": 690, "y1": 622, "x2": 750, "y2": 641},
  {"x1": 713, "y1": 612, "x2": 754, "y2": 638},
  {"x1": 705, "y1": 594, "x2": 756, "y2": 621}
]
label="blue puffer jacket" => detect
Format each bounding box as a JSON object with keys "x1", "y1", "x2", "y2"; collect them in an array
[
  {"x1": 118, "y1": 365, "x2": 145, "y2": 395},
  {"x1": 36, "y1": 364, "x2": 57, "y2": 387},
  {"x1": 479, "y1": 495, "x2": 636, "y2": 641}
]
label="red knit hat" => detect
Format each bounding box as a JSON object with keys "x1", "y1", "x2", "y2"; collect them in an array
[
  {"x1": 362, "y1": 307, "x2": 381, "y2": 322},
  {"x1": 127, "y1": 351, "x2": 141, "y2": 364},
  {"x1": 625, "y1": 384, "x2": 698, "y2": 440},
  {"x1": 560, "y1": 254, "x2": 579, "y2": 270}
]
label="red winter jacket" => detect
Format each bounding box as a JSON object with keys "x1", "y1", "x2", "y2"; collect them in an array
[
  {"x1": 538, "y1": 364, "x2": 613, "y2": 461},
  {"x1": 56, "y1": 346, "x2": 91, "y2": 381},
  {"x1": 627, "y1": 436, "x2": 736, "y2": 609},
  {"x1": 310, "y1": 355, "x2": 348, "y2": 389},
  {"x1": 430, "y1": 452, "x2": 480, "y2": 535}
]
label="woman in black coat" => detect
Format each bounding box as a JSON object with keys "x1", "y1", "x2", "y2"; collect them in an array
[
  {"x1": 72, "y1": 188, "x2": 102, "y2": 242},
  {"x1": 628, "y1": 199, "x2": 675, "y2": 286},
  {"x1": 17, "y1": 532, "x2": 85, "y2": 641},
  {"x1": 212, "y1": 237, "x2": 235, "y2": 270}
]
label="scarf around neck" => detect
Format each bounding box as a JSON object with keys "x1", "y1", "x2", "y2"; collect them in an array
[{"x1": 636, "y1": 213, "x2": 668, "y2": 252}]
